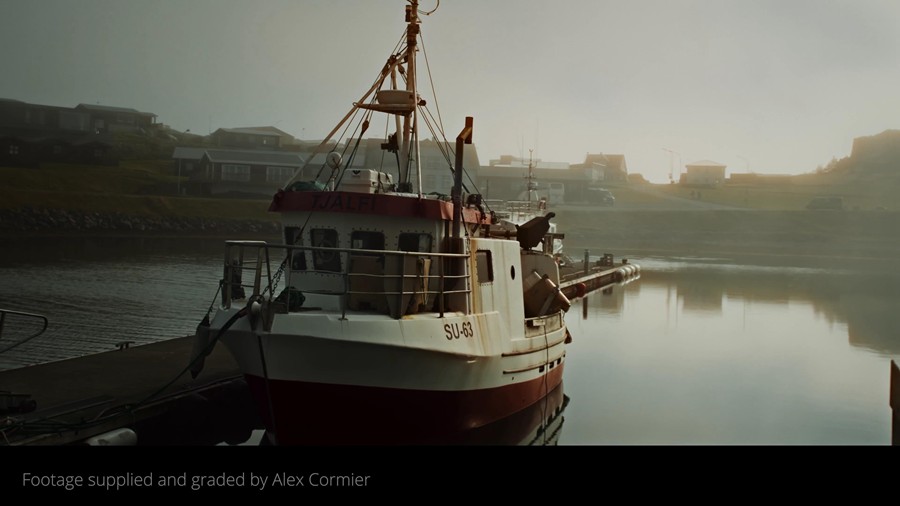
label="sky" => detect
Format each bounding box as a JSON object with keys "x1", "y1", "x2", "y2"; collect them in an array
[{"x1": 3, "y1": 0, "x2": 899, "y2": 182}]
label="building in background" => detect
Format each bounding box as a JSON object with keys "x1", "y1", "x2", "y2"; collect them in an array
[{"x1": 683, "y1": 160, "x2": 727, "y2": 186}]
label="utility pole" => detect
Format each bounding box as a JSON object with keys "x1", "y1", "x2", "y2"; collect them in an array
[{"x1": 662, "y1": 148, "x2": 680, "y2": 183}]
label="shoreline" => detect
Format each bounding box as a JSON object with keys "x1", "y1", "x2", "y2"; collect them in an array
[
  {"x1": 3, "y1": 206, "x2": 900, "y2": 269},
  {"x1": 0, "y1": 206, "x2": 280, "y2": 238}
]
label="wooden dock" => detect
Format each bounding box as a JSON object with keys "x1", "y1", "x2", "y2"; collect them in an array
[
  {"x1": 558, "y1": 251, "x2": 641, "y2": 299},
  {"x1": 0, "y1": 335, "x2": 256, "y2": 446}
]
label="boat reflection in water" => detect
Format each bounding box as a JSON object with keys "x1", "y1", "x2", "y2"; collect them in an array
[{"x1": 243, "y1": 383, "x2": 569, "y2": 446}]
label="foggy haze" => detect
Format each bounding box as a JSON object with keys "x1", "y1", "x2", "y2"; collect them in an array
[{"x1": 3, "y1": 0, "x2": 899, "y2": 182}]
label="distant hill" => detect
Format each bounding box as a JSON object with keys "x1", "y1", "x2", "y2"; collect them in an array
[
  {"x1": 805, "y1": 129, "x2": 900, "y2": 181},
  {"x1": 790, "y1": 129, "x2": 900, "y2": 209}
]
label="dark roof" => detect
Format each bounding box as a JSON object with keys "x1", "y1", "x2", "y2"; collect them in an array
[
  {"x1": 582, "y1": 153, "x2": 626, "y2": 168},
  {"x1": 686, "y1": 159, "x2": 726, "y2": 168},
  {"x1": 230, "y1": 126, "x2": 294, "y2": 137},
  {"x1": 213, "y1": 127, "x2": 285, "y2": 137},
  {"x1": 75, "y1": 103, "x2": 156, "y2": 117},
  {"x1": 172, "y1": 147, "x2": 208, "y2": 160},
  {"x1": 201, "y1": 149, "x2": 306, "y2": 166}
]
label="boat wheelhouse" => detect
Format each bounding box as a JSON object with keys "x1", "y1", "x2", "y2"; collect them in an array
[{"x1": 203, "y1": 1, "x2": 572, "y2": 445}]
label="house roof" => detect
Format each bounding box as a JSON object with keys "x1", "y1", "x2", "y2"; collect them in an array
[
  {"x1": 173, "y1": 147, "x2": 307, "y2": 166},
  {"x1": 202, "y1": 149, "x2": 306, "y2": 166},
  {"x1": 214, "y1": 127, "x2": 285, "y2": 137},
  {"x1": 581, "y1": 153, "x2": 627, "y2": 169},
  {"x1": 686, "y1": 159, "x2": 726, "y2": 168},
  {"x1": 231, "y1": 126, "x2": 295, "y2": 138},
  {"x1": 172, "y1": 147, "x2": 208, "y2": 160},
  {"x1": 75, "y1": 103, "x2": 156, "y2": 117}
]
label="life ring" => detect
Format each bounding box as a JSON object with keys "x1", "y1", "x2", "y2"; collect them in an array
[{"x1": 575, "y1": 283, "x2": 587, "y2": 298}]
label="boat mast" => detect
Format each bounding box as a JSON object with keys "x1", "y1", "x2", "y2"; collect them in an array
[
  {"x1": 525, "y1": 149, "x2": 541, "y2": 205},
  {"x1": 400, "y1": 0, "x2": 423, "y2": 197}
]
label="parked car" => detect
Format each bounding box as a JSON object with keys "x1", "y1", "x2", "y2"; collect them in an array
[{"x1": 587, "y1": 188, "x2": 615, "y2": 206}]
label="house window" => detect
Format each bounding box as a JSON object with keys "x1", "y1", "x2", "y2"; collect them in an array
[
  {"x1": 475, "y1": 250, "x2": 493, "y2": 284},
  {"x1": 266, "y1": 166, "x2": 294, "y2": 183},
  {"x1": 9, "y1": 145, "x2": 19, "y2": 155},
  {"x1": 53, "y1": 145, "x2": 63, "y2": 154},
  {"x1": 310, "y1": 228, "x2": 341, "y2": 272},
  {"x1": 221, "y1": 164, "x2": 251, "y2": 182}
]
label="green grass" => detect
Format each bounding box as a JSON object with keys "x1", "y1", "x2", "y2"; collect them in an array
[
  {"x1": 617, "y1": 180, "x2": 895, "y2": 211},
  {"x1": 0, "y1": 161, "x2": 273, "y2": 220}
]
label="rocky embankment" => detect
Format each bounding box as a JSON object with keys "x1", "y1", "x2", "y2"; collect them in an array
[{"x1": 0, "y1": 207, "x2": 279, "y2": 235}]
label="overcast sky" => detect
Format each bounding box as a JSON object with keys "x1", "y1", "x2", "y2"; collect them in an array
[{"x1": 3, "y1": 0, "x2": 899, "y2": 182}]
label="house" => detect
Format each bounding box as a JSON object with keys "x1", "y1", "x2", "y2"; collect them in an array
[
  {"x1": 74, "y1": 103, "x2": 157, "y2": 134},
  {"x1": 282, "y1": 137, "x2": 480, "y2": 195},
  {"x1": 478, "y1": 153, "x2": 617, "y2": 203},
  {"x1": 174, "y1": 148, "x2": 306, "y2": 196},
  {"x1": 0, "y1": 98, "x2": 157, "y2": 166},
  {"x1": 175, "y1": 133, "x2": 481, "y2": 197},
  {"x1": 479, "y1": 157, "x2": 577, "y2": 203},
  {"x1": 572, "y1": 153, "x2": 629, "y2": 183},
  {"x1": 0, "y1": 133, "x2": 114, "y2": 167},
  {"x1": 210, "y1": 127, "x2": 294, "y2": 149},
  {"x1": 0, "y1": 134, "x2": 39, "y2": 167},
  {"x1": 356, "y1": 138, "x2": 480, "y2": 195},
  {"x1": 1, "y1": 99, "x2": 92, "y2": 135},
  {"x1": 683, "y1": 160, "x2": 727, "y2": 186}
]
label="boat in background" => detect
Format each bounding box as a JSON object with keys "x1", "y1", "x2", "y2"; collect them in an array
[{"x1": 201, "y1": 0, "x2": 573, "y2": 445}]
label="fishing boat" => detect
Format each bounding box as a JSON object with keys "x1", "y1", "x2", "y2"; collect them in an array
[{"x1": 200, "y1": 0, "x2": 572, "y2": 445}]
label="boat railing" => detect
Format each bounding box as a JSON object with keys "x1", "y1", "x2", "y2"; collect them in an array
[
  {"x1": 0, "y1": 309, "x2": 49, "y2": 354},
  {"x1": 484, "y1": 199, "x2": 547, "y2": 218},
  {"x1": 221, "y1": 240, "x2": 473, "y2": 319}
]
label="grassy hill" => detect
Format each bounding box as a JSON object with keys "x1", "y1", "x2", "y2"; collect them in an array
[{"x1": 0, "y1": 160, "x2": 273, "y2": 221}]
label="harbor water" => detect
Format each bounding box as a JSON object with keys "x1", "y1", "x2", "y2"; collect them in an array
[{"x1": 1, "y1": 237, "x2": 897, "y2": 444}]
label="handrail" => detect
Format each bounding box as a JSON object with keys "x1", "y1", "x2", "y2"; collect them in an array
[
  {"x1": 221, "y1": 241, "x2": 473, "y2": 318},
  {"x1": 0, "y1": 309, "x2": 49, "y2": 354},
  {"x1": 224, "y1": 240, "x2": 470, "y2": 259}
]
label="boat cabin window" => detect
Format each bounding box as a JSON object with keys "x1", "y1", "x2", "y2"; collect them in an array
[
  {"x1": 285, "y1": 226, "x2": 307, "y2": 270},
  {"x1": 310, "y1": 228, "x2": 341, "y2": 272},
  {"x1": 475, "y1": 250, "x2": 494, "y2": 284},
  {"x1": 351, "y1": 231, "x2": 385, "y2": 256},
  {"x1": 398, "y1": 233, "x2": 432, "y2": 252}
]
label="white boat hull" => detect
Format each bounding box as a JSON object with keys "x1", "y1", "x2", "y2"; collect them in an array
[{"x1": 215, "y1": 309, "x2": 567, "y2": 444}]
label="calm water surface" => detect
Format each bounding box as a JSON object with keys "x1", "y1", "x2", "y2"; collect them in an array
[{"x1": 1, "y1": 239, "x2": 897, "y2": 444}]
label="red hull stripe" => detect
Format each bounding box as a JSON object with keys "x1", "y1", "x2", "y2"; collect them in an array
[
  {"x1": 269, "y1": 190, "x2": 488, "y2": 224},
  {"x1": 245, "y1": 364, "x2": 564, "y2": 445}
]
